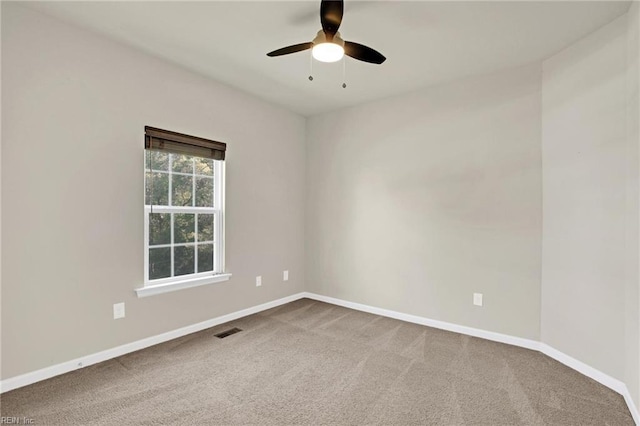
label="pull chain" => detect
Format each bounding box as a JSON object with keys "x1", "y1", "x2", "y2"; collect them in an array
[
  {"x1": 306, "y1": 53, "x2": 346, "y2": 86},
  {"x1": 342, "y1": 57, "x2": 347, "y2": 89}
]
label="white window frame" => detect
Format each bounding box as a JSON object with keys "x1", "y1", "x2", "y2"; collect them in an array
[{"x1": 136, "y1": 154, "x2": 230, "y2": 298}]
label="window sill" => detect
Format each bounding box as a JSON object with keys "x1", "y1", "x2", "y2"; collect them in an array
[{"x1": 135, "y1": 273, "x2": 232, "y2": 298}]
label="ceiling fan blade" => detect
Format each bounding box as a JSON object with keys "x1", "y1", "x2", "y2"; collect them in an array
[
  {"x1": 267, "y1": 43, "x2": 313, "y2": 57},
  {"x1": 344, "y1": 41, "x2": 386, "y2": 64},
  {"x1": 320, "y1": 0, "x2": 344, "y2": 40}
]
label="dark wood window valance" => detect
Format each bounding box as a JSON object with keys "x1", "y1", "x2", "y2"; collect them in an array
[{"x1": 145, "y1": 126, "x2": 226, "y2": 160}]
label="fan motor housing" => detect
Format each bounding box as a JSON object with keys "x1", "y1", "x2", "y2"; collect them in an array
[{"x1": 313, "y1": 30, "x2": 345, "y2": 47}]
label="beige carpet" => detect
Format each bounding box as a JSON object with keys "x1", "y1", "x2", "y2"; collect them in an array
[{"x1": 0, "y1": 298, "x2": 634, "y2": 425}]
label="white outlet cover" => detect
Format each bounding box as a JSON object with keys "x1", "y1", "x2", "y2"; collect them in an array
[
  {"x1": 283, "y1": 270, "x2": 289, "y2": 281},
  {"x1": 256, "y1": 276, "x2": 262, "y2": 287},
  {"x1": 113, "y1": 302, "x2": 125, "y2": 319},
  {"x1": 473, "y1": 293, "x2": 483, "y2": 307}
]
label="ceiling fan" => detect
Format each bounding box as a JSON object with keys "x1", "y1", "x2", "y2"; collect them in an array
[{"x1": 266, "y1": 0, "x2": 386, "y2": 65}]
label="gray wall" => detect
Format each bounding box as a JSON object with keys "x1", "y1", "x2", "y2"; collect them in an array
[
  {"x1": 1, "y1": 4, "x2": 306, "y2": 380},
  {"x1": 540, "y1": 15, "x2": 630, "y2": 383},
  {"x1": 626, "y1": 1, "x2": 640, "y2": 409},
  {"x1": 306, "y1": 64, "x2": 543, "y2": 340}
]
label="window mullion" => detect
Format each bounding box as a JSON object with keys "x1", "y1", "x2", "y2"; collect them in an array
[
  {"x1": 144, "y1": 211, "x2": 149, "y2": 283},
  {"x1": 144, "y1": 205, "x2": 214, "y2": 214},
  {"x1": 169, "y1": 155, "x2": 175, "y2": 278},
  {"x1": 193, "y1": 159, "x2": 198, "y2": 274},
  {"x1": 168, "y1": 154, "x2": 173, "y2": 206},
  {"x1": 195, "y1": 213, "x2": 199, "y2": 273},
  {"x1": 192, "y1": 158, "x2": 196, "y2": 208},
  {"x1": 170, "y1": 212, "x2": 175, "y2": 277},
  {"x1": 214, "y1": 161, "x2": 222, "y2": 273}
]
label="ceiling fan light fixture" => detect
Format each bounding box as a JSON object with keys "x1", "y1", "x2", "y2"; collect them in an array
[
  {"x1": 312, "y1": 43, "x2": 344, "y2": 62},
  {"x1": 266, "y1": 2, "x2": 386, "y2": 65}
]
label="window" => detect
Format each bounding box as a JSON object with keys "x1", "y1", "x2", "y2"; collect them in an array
[{"x1": 137, "y1": 127, "x2": 229, "y2": 297}]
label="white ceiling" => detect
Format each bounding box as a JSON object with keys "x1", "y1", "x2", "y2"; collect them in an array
[{"x1": 25, "y1": 1, "x2": 630, "y2": 116}]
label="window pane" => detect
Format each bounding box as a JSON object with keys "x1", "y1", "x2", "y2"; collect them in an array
[
  {"x1": 171, "y1": 175, "x2": 193, "y2": 206},
  {"x1": 174, "y1": 213, "x2": 195, "y2": 244},
  {"x1": 174, "y1": 245, "x2": 195, "y2": 276},
  {"x1": 145, "y1": 172, "x2": 169, "y2": 206},
  {"x1": 146, "y1": 151, "x2": 169, "y2": 172},
  {"x1": 195, "y1": 158, "x2": 214, "y2": 176},
  {"x1": 198, "y1": 244, "x2": 214, "y2": 272},
  {"x1": 195, "y1": 177, "x2": 214, "y2": 207},
  {"x1": 171, "y1": 154, "x2": 193, "y2": 174},
  {"x1": 149, "y1": 247, "x2": 171, "y2": 280},
  {"x1": 198, "y1": 214, "x2": 214, "y2": 242},
  {"x1": 149, "y1": 213, "x2": 170, "y2": 245}
]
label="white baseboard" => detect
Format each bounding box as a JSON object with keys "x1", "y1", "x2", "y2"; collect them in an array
[
  {"x1": 539, "y1": 343, "x2": 639, "y2": 425},
  {"x1": 2, "y1": 291, "x2": 638, "y2": 425},
  {"x1": 538, "y1": 343, "x2": 627, "y2": 395},
  {"x1": 626, "y1": 391, "x2": 640, "y2": 426},
  {"x1": 301, "y1": 292, "x2": 540, "y2": 351},
  {"x1": 302, "y1": 292, "x2": 639, "y2": 425},
  {"x1": 0, "y1": 292, "x2": 305, "y2": 394}
]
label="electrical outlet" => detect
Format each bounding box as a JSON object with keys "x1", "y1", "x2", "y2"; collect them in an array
[
  {"x1": 256, "y1": 276, "x2": 262, "y2": 287},
  {"x1": 113, "y1": 302, "x2": 125, "y2": 319},
  {"x1": 283, "y1": 270, "x2": 289, "y2": 281},
  {"x1": 473, "y1": 293, "x2": 483, "y2": 307}
]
